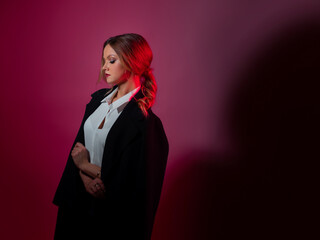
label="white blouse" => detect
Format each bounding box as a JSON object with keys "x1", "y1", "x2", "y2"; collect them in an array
[{"x1": 83, "y1": 86, "x2": 140, "y2": 167}]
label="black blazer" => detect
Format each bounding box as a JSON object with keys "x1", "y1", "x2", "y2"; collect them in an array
[{"x1": 53, "y1": 87, "x2": 169, "y2": 239}]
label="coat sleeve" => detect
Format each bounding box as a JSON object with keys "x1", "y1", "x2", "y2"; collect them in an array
[
  {"x1": 53, "y1": 88, "x2": 108, "y2": 208},
  {"x1": 144, "y1": 114, "x2": 169, "y2": 238},
  {"x1": 52, "y1": 104, "x2": 88, "y2": 208}
]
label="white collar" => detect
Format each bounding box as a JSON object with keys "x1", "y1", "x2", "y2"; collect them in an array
[{"x1": 100, "y1": 86, "x2": 141, "y2": 110}]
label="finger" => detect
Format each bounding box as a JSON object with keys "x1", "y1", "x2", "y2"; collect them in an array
[
  {"x1": 92, "y1": 189, "x2": 101, "y2": 197},
  {"x1": 95, "y1": 183, "x2": 101, "y2": 191},
  {"x1": 72, "y1": 148, "x2": 78, "y2": 155},
  {"x1": 90, "y1": 191, "x2": 98, "y2": 197},
  {"x1": 95, "y1": 178, "x2": 104, "y2": 184},
  {"x1": 90, "y1": 182, "x2": 99, "y2": 193},
  {"x1": 86, "y1": 185, "x2": 95, "y2": 195},
  {"x1": 98, "y1": 180, "x2": 105, "y2": 189},
  {"x1": 94, "y1": 179, "x2": 105, "y2": 191},
  {"x1": 76, "y1": 142, "x2": 84, "y2": 148},
  {"x1": 91, "y1": 185, "x2": 97, "y2": 193},
  {"x1": 99, "y1": 183, "x2": 105, "y2": 192},
  {"x1": 74, "y1": 143, "x2": 81, "y2": 150},
  {"x1": 92, "y1": 178, "x2": 101, "y2": 184}
]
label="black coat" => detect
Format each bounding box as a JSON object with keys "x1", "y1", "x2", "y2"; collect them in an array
[{"x1": 53, "y1": 87, "x2": 169, "y2": 239}]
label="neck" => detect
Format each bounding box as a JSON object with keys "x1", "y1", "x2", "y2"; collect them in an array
[{"x1": 116, "y1": 74, "x2": 140, "y2": 98}]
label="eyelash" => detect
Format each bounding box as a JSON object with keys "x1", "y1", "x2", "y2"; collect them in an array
[{"x1": 103, "y1": 59, "x2": 116, "y2": 65}]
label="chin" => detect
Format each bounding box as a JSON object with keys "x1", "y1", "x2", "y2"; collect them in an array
[
  {"x1": 105, "y1": 78, "x2": 113, "y2": 84},
  {"x1": 106, "y1": 81, "x2": 116, "y2": 85}
]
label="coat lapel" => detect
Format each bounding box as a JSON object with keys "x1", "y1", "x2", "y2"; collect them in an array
[
  {"x1": 100, "y1": 89, "x2": 146, "y2": 180},
  {"x1": 84, "y1": 88, "x2": 115, "y2": 120}
]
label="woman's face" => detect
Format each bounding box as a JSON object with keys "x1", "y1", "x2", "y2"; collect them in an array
[{"x1": 102, "y1": 44, "x2": 127, "y2": 85}]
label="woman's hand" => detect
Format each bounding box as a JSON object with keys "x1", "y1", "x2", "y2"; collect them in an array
[
  {"x1": 79, "y1": 171, "x2": 106, "y2": 199},
  {"x1": 88, "y1": 178, "x2": 106, "y2": 199},
  {"x1": 71, "y1": 142, "x2": 89, "y2": 170}
]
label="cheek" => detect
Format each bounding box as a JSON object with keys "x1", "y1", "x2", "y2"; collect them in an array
[{"x1": 115, "y1": 64, "x2": 125, "y2": 75}]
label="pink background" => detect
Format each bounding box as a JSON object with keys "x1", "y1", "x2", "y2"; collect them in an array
[{"x1": 1, "y1": 0, "x2": 319, "y2": 239}]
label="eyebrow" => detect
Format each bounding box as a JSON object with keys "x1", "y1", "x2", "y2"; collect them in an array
[{"x1": 103, "y1": 54, "x2": 117, "y2": 59}]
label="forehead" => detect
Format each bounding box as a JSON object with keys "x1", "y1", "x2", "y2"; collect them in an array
[{"x1": 103, "y1": 44, "x2": 118, "y2": 58}]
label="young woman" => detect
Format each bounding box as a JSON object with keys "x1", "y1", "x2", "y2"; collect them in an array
[{"x1": 53, "y1": 33, "x2": 169, "y2": 240}]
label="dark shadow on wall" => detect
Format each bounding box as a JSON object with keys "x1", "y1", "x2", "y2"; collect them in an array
[
  {"x1": 225, "y1": 18, "x2": 320, "y2": 239},
  {"x1": 153, "y1": 18, "x2": 320, "y2": 240}
]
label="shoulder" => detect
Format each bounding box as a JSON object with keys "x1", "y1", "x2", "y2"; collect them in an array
[
  {"x1": 145, "y1": 109, "x2": 167, "y2": 136},
  {"x1": 145, "y1": 109, "x2": 169, "y2": 152},
  {"x1": 90, "y1": 88, "x2": 109, "y2": 99},
  {"x1": 90, "y1": 85, "x2": 118, "y2": 101},
  {"x1": 146, "y1": 109, "x2": 162, "y2": 125},
  {"x1": 124, "y1": 103, "x2": 163, "y2": 132}
]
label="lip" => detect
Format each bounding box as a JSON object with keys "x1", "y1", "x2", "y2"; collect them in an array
[{"x1": 105, "y1": 73, "x2": 110, "y2": 77}]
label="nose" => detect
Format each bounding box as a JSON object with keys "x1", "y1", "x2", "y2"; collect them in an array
[{"x1": 102, "y1": 62, "x2": 109, "y2": 71}]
